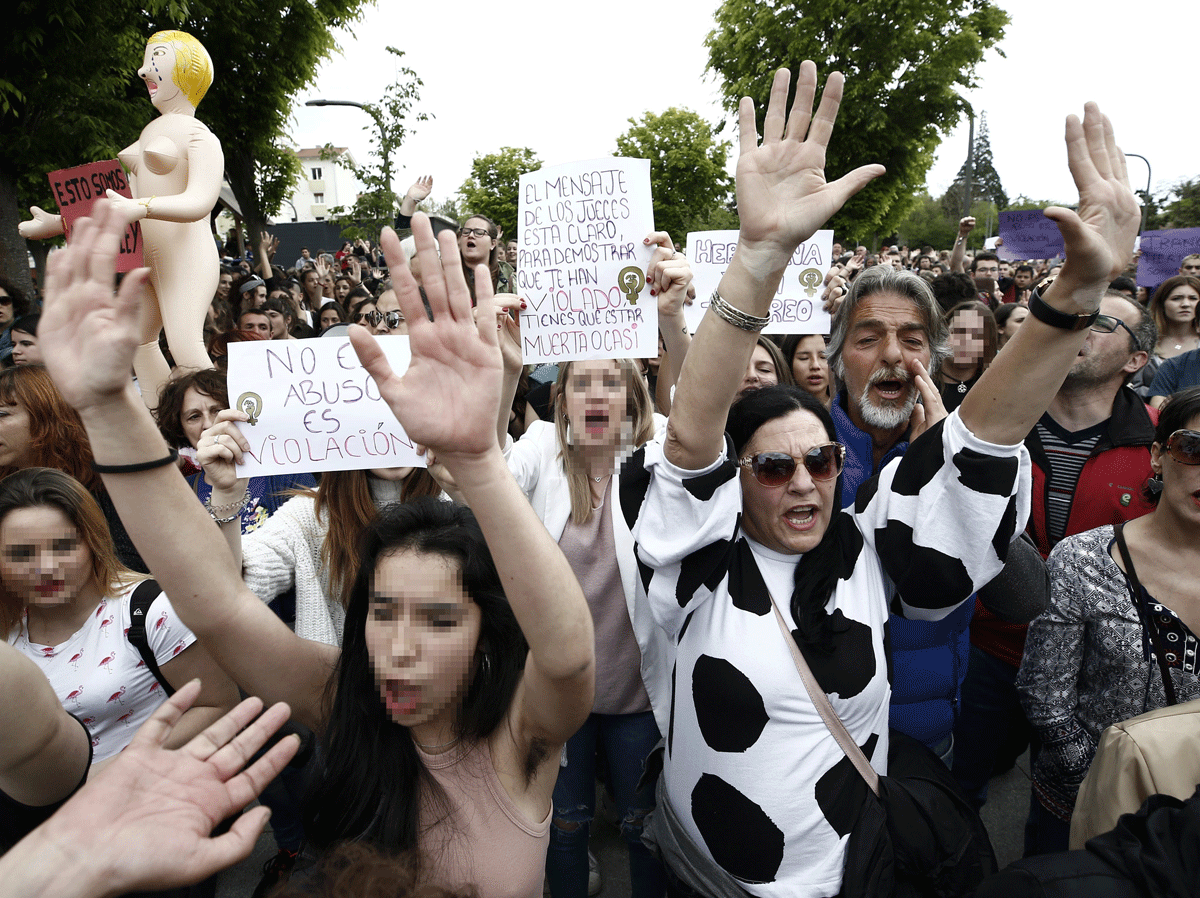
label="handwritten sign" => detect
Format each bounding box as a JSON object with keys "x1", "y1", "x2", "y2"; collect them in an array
[
  {"x1": 226, "y1": 337, "x2": 422, "y2": 476},
  {"x1": 1137, "y1": 228, "x2": 1200, "y2": 287},
  {"x1": 516, "y1": 158, "x2": 657, "y2": 362},
  {"x1": 684, "y1": 230, "x2": 833, "y2": 335},
  {"x1": 47, "y1": 160, "x2": 143, "y2": 271},
  {"x1": 996, "y1": 210, "x2": 1064, "y2": 261}
]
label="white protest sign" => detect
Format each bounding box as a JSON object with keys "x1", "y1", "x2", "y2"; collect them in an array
[
  {"x1": 684, "y1": 230, "x2": 834, "y2": 335},
  {"x1": 516, "y1": 158, "x2": 657, "y2": 362},
  {"x1": 227, "y1": 336, "x2": 424, "y2": 476}
]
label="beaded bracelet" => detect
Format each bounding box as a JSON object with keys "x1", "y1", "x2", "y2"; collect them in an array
[
  {"x1": 708, "y1": 289, "x2": 770, "y2": 333},
  {"x1": 206, "y1": 485, "x2": 251, "y2": 525}
]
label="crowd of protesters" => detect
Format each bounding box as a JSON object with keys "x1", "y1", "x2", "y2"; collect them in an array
[{"x1": 2, "y1": 59, "x2": 1200, "y2": 898}]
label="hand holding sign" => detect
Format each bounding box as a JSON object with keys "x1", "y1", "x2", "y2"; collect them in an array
[{"x1": 348, "y1": 213, "x2": 504, "y2": 465}]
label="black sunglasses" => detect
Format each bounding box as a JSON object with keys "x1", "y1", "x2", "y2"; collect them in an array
[
  {"x1": 1165, "y1": 429, "x2": 1200, "y2": 466},
  {"x1": 355, "y1": 310, "x2": 404, "y2": 329},
  {"x1": 738, "y1": 443, "x2": 845, "y2": 487}
]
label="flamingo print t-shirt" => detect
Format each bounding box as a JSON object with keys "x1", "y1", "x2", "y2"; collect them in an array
[{"x1": 8, "y1": 581, "x2": 197, "y2": 763}]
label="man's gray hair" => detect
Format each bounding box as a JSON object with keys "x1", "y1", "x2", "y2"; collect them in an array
[
  {"x1": 1107, "y1": 289, "x2": 1156, "y2": 360},
  {"x1": 828, "y1": 265, "x2": 950, "y2": 381}
]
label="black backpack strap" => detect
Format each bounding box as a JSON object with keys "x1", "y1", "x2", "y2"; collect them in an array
[
  {"x1": 126, "y1": 579, "x2": 175, "y2": 697},
  {"x1": 1114, "y1": 522, "x2": 1177, "y2": 706}
]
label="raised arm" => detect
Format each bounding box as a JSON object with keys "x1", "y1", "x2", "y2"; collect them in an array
[
  {"x1": 36, "y1": 201, "x2": 336, "y2": 734},
  {"x1": 349, "y1": 214, "x2": 594, "y2": 756},
  {"x1": 0, "y1": 642, "x2": 90, "y2": 809},
  {"x1": 647, "y1": 232, "x2": 693, "y2": 415},
  {"x1": 665, "y1": 63, "x2": 884, "y2": 469},
  {"x1": 958, "y1": 104, "x2": 1141, "y2": 445},
  {"x1": 950, "y1": 217, "x2": 975, "y2": 274}
]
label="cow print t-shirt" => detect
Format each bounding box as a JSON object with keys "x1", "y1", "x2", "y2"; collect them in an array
[{"x1": 623, "y1": 411, "x2": 1028, "y2": 897}]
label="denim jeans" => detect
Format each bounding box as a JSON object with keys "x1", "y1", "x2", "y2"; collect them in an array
[{"x1": 546, "y1": 710, "x2": 666, "y2": 898}]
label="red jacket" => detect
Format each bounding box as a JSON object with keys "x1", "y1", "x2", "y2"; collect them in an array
[{"x1": 972, "y1": 387, "x2": 1159, "y2": 667}]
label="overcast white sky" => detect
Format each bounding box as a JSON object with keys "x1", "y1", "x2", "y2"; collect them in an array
[{"x1": 288, "y1": 0, "x2": 1192, "y2": 222}]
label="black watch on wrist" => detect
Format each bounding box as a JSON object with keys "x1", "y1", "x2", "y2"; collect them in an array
[{"x1": 1026, "y1": 277, "x2": 1100, "y2": 331}]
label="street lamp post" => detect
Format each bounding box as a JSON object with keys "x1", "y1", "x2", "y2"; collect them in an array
[
  {"x1": 1124, "y1": 153, "x2": 1152, "y2": 235},
  {"x1": 305, "y1": 98, "x2": 393, "y2": 206}
]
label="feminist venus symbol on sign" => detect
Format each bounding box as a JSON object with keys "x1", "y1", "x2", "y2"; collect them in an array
[{"x1": 227, "y1": 337, "x2": 424, "y2": 476}]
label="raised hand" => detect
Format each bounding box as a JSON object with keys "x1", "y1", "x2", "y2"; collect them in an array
[
  {"x1": 349, "y1": 213, "x2": 503, "y2": 463},
  {"x1": 1045, "y1": 104, "x2": 1141, "y2": 293},
  {"x1": 906, "y1": 358, "x2": 946, "y2": 443},
  {"x1": 6, "y1": 681, "x2": 298, "y2": 897},
  {"x1": 645, "y1": 232, "x2": 693, "y2": 320},
  {"x1": 196, "y1": 410, "x2": 251, "y2": 495},
  {"x1": 734, "y1": 63, "x2": 884, "y2": 256},
  {"x1": 406, "y1": 175, "x2": 433, "y2": 204},
  {"x1": 38, "y1": 198, "x2": 148, "y2": 414}
]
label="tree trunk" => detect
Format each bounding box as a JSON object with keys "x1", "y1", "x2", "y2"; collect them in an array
[
  {"x1": 0, "y1": 166, "x2": 39, "y2": 298},
  {"x1": 225, "y1": 147, "x2": 265, "y2": 260}
]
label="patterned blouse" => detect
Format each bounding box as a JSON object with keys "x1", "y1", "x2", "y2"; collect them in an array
[{"x1": 1017, "y1": 523, "x2": 1200, "y2": 822}]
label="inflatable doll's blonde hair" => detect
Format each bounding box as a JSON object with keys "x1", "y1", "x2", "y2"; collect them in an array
[{"x1": 147, "y1": 30, "x2": 214, "y2": 108}]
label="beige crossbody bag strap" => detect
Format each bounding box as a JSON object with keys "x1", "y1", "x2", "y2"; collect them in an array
[{"x1": 768, "y1": 592, "x2": 880, "y2": 796}]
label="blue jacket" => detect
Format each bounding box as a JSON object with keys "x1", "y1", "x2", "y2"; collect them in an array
[{"x1": 831, "y1": 392, "x2": 973, "y2": 750}]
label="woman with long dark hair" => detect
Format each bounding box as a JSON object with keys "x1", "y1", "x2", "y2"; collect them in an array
[{"x1": 39, "y1": 200, "x2": 595, "y2": 897}]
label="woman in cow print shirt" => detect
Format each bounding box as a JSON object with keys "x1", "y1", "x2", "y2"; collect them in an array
[{"x1": 625, "y1": 64, "x2": 1142, "y2": 897}]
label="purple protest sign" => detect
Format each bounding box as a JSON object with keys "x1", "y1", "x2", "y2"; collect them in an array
[
  {"x1": 996, "y1": 210, "x2": 1065, "y2": 261},
  {"x1": 1137, "y1": 228, "x2": 1200, "y2": 287}
]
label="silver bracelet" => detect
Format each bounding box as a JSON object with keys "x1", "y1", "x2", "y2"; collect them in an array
[
  {"x1": 708, "y1": 289, "x2": 770, "y2": 332},
  {"x1": 206, "y1": 486, "x2": 251, "y2": 525}
]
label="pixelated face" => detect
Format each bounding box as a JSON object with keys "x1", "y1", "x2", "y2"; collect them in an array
[
  {"x1": 738, "y1": 344, "x2": 780, "y2": 397},
  {"x1": 563, "y1": 359, "x2": 630, "y2": 453},
  {"x1": 0, "y1": 506, "x2": 96, "y2": 611},
  {"x1": 364, "y1": 550, "x2": 482, "y2": 732},
  {"x1": 791, "y1": 334, "x2": 830, "y2": 400},
  {"x1": 948, "y1": 309, "x2": 986, "y2": 368},
  {"x1": 739, "y1": 409, "x2": 838, "y2": 555}
]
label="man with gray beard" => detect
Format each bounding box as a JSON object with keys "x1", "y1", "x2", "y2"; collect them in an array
[
  {"x1": 826, "y1": 265, "x2": 949, "y2": 498},
  {"x1": 826, "y1": 266, "x2": 1047, "y2": 764}
]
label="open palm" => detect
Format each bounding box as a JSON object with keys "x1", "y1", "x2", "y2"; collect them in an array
[
  {"x1": 350, "y1": 215, "x2": 503, "y2": 461},
  {"x1": 734, "y1": 64, "x2": 884, "y2": 252}
]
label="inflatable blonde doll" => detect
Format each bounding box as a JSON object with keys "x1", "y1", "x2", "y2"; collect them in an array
[{"x1": 20, "y1": 31, "x2": 221, "y2": 406}]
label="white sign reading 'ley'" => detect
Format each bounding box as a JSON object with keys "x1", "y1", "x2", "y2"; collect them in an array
[{"x1": 227, "y1": 337, "x2": 423, "y2": 477}]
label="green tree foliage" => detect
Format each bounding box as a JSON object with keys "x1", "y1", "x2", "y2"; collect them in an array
[
  {"x1": 1, "y1": 0, "x2": 370, "y2": 290},
  {"x1": 613, "y1": 107, "x2": 733, "y2": 240},
  {"x1": 324, "y1": 48, "x2": 432, "y2": 241},
  {"x1": 894, "y1": 191, "x2": 996, "y2": 251},
  {"x1": 0, "y1": 0, "x2": 183, "y2": 290},
  {"x1": 1156, "y1": 178, "x2": 1200, "y2": 229},
  {"x1": 705, "y1": 0, "x2": 1008, "y2": 242},
  {"x1": 943, "y1": 111, "x2": 1007, "y2": 218},
  {"x1": 459, "y1": 147, "x2": 543, "y2": 241}
]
